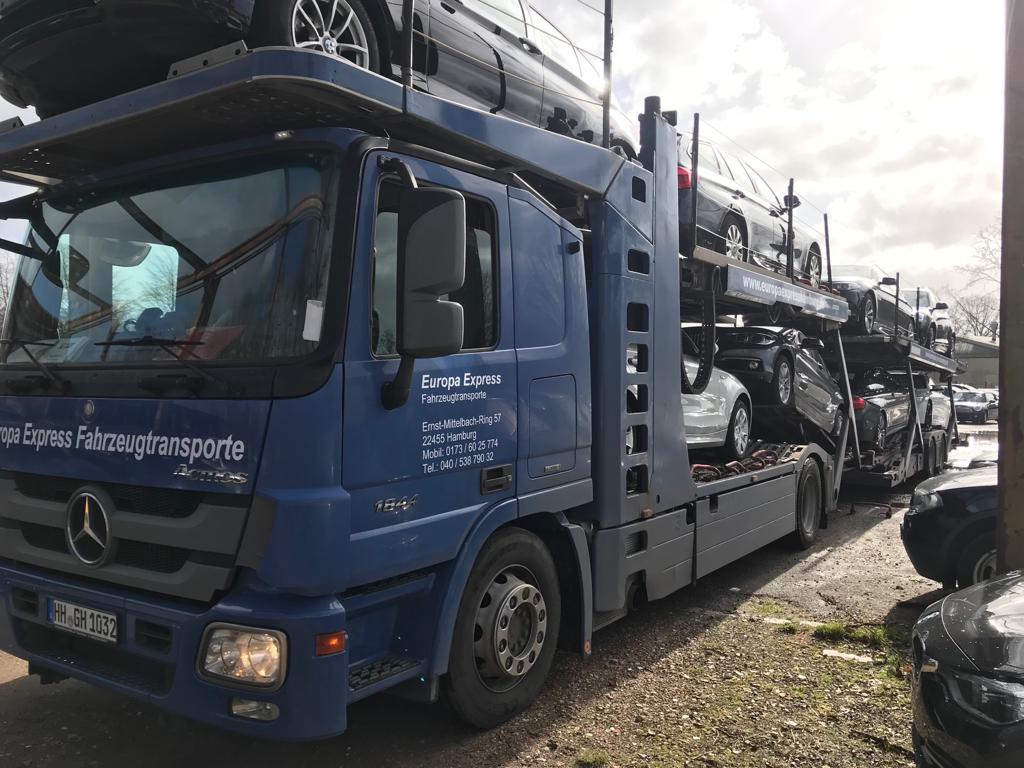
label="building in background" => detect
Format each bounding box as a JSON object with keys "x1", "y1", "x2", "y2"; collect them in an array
[{"x1": 957, "y1": 335, "x2": 1000, "y2": 387}]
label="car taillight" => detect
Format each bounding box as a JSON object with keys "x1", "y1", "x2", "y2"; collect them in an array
[
  {"x1": 677, "y1": 166, "x2": 692, "y2": 190},
  {"x1": 852, "y1": 396, "x2": 866, "y2": 411}
]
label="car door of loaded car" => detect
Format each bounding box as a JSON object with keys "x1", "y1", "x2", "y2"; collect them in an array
[
  {"x1": 428, "y1": 0, "x2": 543, "y2": 124},
  {"x1": 719, "y1": 151, "x2": 779, "y2": 264}
]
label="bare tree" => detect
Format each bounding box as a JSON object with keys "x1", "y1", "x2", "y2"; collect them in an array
[
  {"x1": 959, "y1": 220, "x2": 1001, "y2": 291},
  {"x1": 949, "y1": 291, "x2": 1000, "y2": 339}
]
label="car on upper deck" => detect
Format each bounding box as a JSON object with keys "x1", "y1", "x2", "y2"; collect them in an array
[
  {"x1": 831, "y1": 263, "x2": 916, "y2": 338},
  {"x1": 677, "y1": 135, "x2": 823, "y2": 284},
  {"x1": 901, "y1": 286, "x2": 954, "y2": 355},
  {"x1": 0, "y1": 0, "x2": 637, "y2": 155}
]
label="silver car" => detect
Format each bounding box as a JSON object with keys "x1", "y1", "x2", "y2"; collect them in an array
[{"x1": 681, "y1": 331, "x2": 752, "y2": 460}]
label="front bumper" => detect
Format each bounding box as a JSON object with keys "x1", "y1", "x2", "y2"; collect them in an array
[
  {"x1": 0, "y1": 559, "x2": 349, "y2": 740},
  {"x1": 900, "y1": 512, "x2": 954, "y2": 584}
]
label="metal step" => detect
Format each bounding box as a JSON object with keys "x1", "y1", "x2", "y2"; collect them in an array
[{"x1": 348, "y1": 656, "x2": 419, "y2": 691}]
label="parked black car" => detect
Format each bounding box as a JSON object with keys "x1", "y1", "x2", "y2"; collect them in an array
[
  {"x1": 0, "y1": 0, "x2": 637, "y2": 153},
  {"x1": 851, "y1": 368, "x2": 912, "y2": 452},
  {"x1": 912, "y1": 572, "x2": 1024, "y2": 768},
  {"x1": 832, "y1": 264, "x2": 916, "y2": 337},
  {"x1": 715, "y1": 326, "x2": 843, "y2": 437},
  {"x1": 902, "y1": 286, "x2": 954, "y2": 354},
  {"x1": 677, "y1": 135, "x2": 824, "y2": 283},
  {"x1": 901, "y1": 466, "x2": 997, "y2": 589},
  {"x1": 954, "y1": 391, "x2": 998, "y2": 424}
]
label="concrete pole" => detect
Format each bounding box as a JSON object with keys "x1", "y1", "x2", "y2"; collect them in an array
[{"x1": 999, "y1": 0, "x2": 1024, "y2": 571}]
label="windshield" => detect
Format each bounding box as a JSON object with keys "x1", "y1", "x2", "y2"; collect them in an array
[
  {"x1": 832, "y1": 264, "x2": 877, "y2": 280},
  {"x1": 3, "y1": 152, "x2": 336, "y2": 367},
  {"x1": 901, "y1": 289, "x2": 933, "y2": 305},
  {"x1": 955, "y1": 392, "x2": 986, "y2": 403}
]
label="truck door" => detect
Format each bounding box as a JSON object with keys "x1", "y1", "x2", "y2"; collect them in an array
[{"x1": 342, "y1": 153, "x2": 518, "y2": 588}]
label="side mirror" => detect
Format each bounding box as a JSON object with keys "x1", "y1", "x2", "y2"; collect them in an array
[
  {"x1": 880, "y1": 276, "x2": 898, "y2": 286},
  {"x1": 382, "y1": 187, "x2": 467, "y2": 409},
  {"x1": 934, "y1": 301, "x2": 949, "y2": 310},
  {"x1": 783, "y1": 194, "x2": 801, "y2": 210},
  {"x1": 800, "y1": 337, "x2": 825, "y2": 351}
]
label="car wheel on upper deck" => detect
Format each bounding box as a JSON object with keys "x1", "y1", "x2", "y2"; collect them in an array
[
  {"x1": 859, "y1": 293, "x2": 876, "y2": 335},
  {"x1": 251, "y1": 0, "x2": 382, "y2": 72},
  {"x1": 805, "y1": 245, "x2": 822, "y2": 286},
  {"x1": 719, "y1": 214, "x2": 748, "y2": 263},
  {"x1": 443, "y1": 528, "x2": 561, "y2": 729}
]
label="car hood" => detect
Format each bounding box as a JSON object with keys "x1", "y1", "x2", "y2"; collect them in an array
[
  {"x1": 918, "y1": 465, "x2": 997, "y2": 494},
  {"x1": 942, "y1": 572, "x2": 1024, "y2": 677}
]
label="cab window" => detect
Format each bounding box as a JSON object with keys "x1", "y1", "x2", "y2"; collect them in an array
[{"x1": 371, "y1": 182, "x2": 498, "y2": 356}]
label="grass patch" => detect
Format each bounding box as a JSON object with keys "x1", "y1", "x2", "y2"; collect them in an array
[
  {"x1": 576, "y1": 748, "x2": 610, "y2": 767},
  {"x1": 849, "y1": 626, "x2": 888, "y2": 648},
  {"x1": 751, "y1": 598, "x2": 789, "y2": 617},
  {"x1": 779, "y1": 621, "x2": 799, "y2": 634},
  {"x1": 812, "y1": 622, "x2": 848, "y2": 642}
]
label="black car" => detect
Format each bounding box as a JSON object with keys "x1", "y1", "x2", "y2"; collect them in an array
[
  {"x1": 677, "y1": 135, "x2": 824, "y2": 283},
  {"x1": 850, "y1": 368, "x2": 913, "y2": 452},
  {"x1": 0, "y1": 0, "x2": 637, "y2": 154},
  {"x1": 715, "y1": 326, "x2": 843, "y2": 438},
  {"x1": 912, "y1": 572, "x2": 1024, "y2": 768},
  {"x1": 832, "y1": 263, "x2": 916, "y2": 337},
  {"x1": 902, "y1": 467, "x2": 997, "y2": 589},
  {"x1": 954, "y1": 391, "x2": 998, "y2": 424},
  {"x1": 902, "y1": 286, "x2": 955, "y2": 355}
]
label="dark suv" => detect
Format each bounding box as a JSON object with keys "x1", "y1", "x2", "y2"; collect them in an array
[{"x1": 0, "y1": 0, "x2": 637, "y2": 153}]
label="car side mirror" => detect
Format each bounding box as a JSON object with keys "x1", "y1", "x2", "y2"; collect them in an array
[
  {"x1": 934, "y1": 302, "x2": 949, "y2": 310},
  {"x1": 783, "y1": 194, "x2": 801, "y2": 210},
  {"x1": 880, "y1": 277, "x2": 898, "y2": 286},
  {"x1": 800, "y1": 337, "x2": 825, "y2": 351},
  {"x1": 381, "y1": 186, "x2": 467, "y2": 409}
]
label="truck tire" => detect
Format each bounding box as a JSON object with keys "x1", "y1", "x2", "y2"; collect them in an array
[
  {"x1": 251, "y1": 0, "x2": 382, "y2": 73},
  {"x1": 956, "y1": 533, "x2": 998, "y2": 588},
  {"x1": 793, "y1": 459, "x2": 823, "y2": 549},
  {"x1": 442, "y1": 528, "x2": 561, "y2": 729}
]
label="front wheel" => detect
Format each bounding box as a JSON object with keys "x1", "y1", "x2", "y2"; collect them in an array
[
  {"x1": 805, "y1": 246, "x2": 822, "y2": 286},
  {"x1": 251, "y1": 0, "x2": 382, "y2": 72},
  {"x1": 443, "y1": 528, "x2": 561, "y2": 729},
  {"x1": 956, "y1": 534, "x2": 998, "y2": 588},
  {"x1": 773, "y1": 356, "x2": 794, "y2": 407},
  {"x1": 722, "y1": 399, "x2": 751, "y2": 460},
  {"x1": 720, "y1": 216, "x2": 748, "y2": 262},
  {"x1": 859, "y1": 293, "x2": 877, "y2": 335},
  {"x1": 793, "y1": 459, "x2": 823, "y2": 549}
]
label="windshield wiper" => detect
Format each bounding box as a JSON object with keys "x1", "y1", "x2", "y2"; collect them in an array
[
  {"x1": 95, "y1": 337, "x2": 238, "y2": 395},
  {"x1": 0, "y1": 338, "x2": 70, "y2": 393}
]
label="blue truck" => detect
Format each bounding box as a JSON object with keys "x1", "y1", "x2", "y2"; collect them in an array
[{"x1": 0, "y1": 45, "x2": 889, "y2": 739}]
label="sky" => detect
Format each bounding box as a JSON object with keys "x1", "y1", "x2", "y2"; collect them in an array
[
  {"x1": 0, "y1": 0, "x2": 1006, "y2": 299},
  {"x1": 546, "y1": 0, "x2": 1005, "y2": 297}
]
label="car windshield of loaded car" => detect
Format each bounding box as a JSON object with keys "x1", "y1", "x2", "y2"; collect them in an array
[
  {"x1": 833, "y1": 264, "x2": 881, "y2": 281},
  {"x1": 954, "y1": 392, "x2": 987, "y2": 403},
  {"x1": 901, "y1": 289, "x2": 935, "y2": 306},
  {"x1": 2, "y1": 152, "x2": 336, "y2": 366}
]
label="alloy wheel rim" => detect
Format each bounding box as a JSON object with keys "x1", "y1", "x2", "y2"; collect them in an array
[
  {"x1": 808, "y1": 253, "x2": 821, "y2": 284},
  {"x1": 291, "y1": 0, "x2": 371, "y2": 68},
  {"x1": 972, "y1": 551, "x2": 997, "y2": 584},
  {"x1": 864, "y1": 299, "x2": 875, "y2": 330},
  {"x1": 877, "y1": 416, "x2": 886, "y2": 449},
  {"x1": 725, "y1": 225, "x2": 745, "y2": 261},
  {"x1": 473, "y1": 565, "x2": 547, "y2": 693},
  {"x1": 733, "y1": 406, "x2": 750, "y2": 455},
  {"x1": 778, "y1": 361, "x2": 792, "y2": 403}
]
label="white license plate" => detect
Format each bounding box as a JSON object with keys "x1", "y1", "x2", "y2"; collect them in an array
[{"x1": 47, "y1": 598, "x2": 118, "y2": 644}]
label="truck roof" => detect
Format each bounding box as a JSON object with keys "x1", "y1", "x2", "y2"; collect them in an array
[{"x1": 0, "y1": 46, "x2": 629, "y2": 201}]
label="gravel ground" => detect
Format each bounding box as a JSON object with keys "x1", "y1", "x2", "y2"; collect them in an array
[{"x1": 0, "y1": 488, "x2": 943, "y2": 768}]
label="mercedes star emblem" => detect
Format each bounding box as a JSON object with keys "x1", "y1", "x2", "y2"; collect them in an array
[{"x1": 66, "y1": 491, "x2": 113, "y2": 567}]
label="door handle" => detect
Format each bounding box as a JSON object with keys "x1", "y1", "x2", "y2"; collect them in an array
[
  {"x1": 519, "y1": 37, "x2": 542, "y2": 54},
  {"x1": 440, "y1": 1, "x2": 456, "y2": 13},
  {"x1": 481, "y1": 464, "x2": 513, "y2": 494},
  {"x1": 732, "y1": 189, "x2": 745, "y2": 198}
]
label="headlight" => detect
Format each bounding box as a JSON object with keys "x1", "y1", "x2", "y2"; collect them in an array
[
  {"x1": 908, "y1": 490, "x2": 942, "y2": 515},
  {"x1": 951, "y1": 669, "x2": 1024, "y2": 725},
  {"x1": 200, "y1": 624, "x2": 287, "y2": 689}
]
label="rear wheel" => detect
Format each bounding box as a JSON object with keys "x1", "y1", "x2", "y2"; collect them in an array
[
  {"x1": 793, "y1": 459, "x2": 823, "y2": 549},
  {"x1": 805, "y1": 246, "x2": 822, "y2": 286},
  {"x1": 956, "y1": 534, "x2": 998, "y2": 588},
  {"x1": 722, "y1": 399, "x2": 751, "y2": 460},
  {"x1": 251, "y1": 0, "x2": 382, "y2": 72},
  {"x1": 443, "y1": 528, "x2": 561, "y2": 729},
  {"x1": 720, "y1": 215, "x2": 748, "y2": 262}
]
